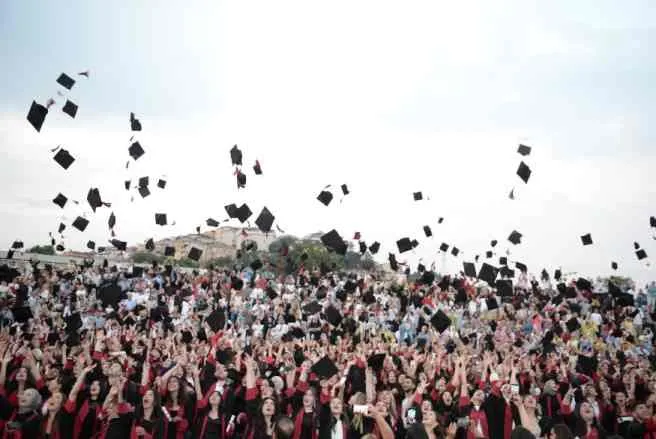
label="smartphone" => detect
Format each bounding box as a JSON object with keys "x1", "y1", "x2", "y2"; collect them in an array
[
  {"x1": 456, "y1": 417, "x2": 470, "y2": 428},
  {"x1": 353, "y1": 404, "x2": 369, "y2": 416}
]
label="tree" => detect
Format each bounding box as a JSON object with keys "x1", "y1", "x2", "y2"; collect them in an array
[
  {"x1": 204, "y1": 256, "x2": 236, "y2": 269},
  {"x1": 28, "y1": 245, "x2": 55, "y2": 255},
  {"x1": 268, "y1": 235, "x2": 299, "y2": 254},
  {"x1": 177, "y1": 257, "x2": 200, "y2": 268},
  {"x1": 132, "y1": 252, "x2": 164, "y2": 264}
]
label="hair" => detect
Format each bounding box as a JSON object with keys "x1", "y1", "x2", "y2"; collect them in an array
[
  {"x1": 20, "y1": 388, "x2": 42, "y2": 413},
  {"x1": 275, "y1": 416, "x2": 295, "y2": 439},
  {"x1": 551, "y1": 424, "x2": 574, "y2": 439},
  {"x1": 510, "y1": 426, "x2": 536, "y2": 439}
]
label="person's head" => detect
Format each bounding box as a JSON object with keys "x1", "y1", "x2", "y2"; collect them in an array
[
  {"x1": 46, "y1": 391, "x2": 63, "y2": 413},
  {"x1": 510, "y1": 426, "x2": 536, "y2": 439},
  {"x1": 215, "y1": 363, "x2": 227, "y2": 380},
  {"x1": 547, "y1": 423, "x2": 574, "y2": 439},
  {"x1": 501, "y1": 383, "x2": 512, "y2": 400},
  {"x1": 89, "y1": 380, "x2": 102, "y2": 399},
  {"x1": 302, "y1": 388, "x2": 316, "y2": 410},
  {"x1": 441, "y1": 391, "x2": 453, "y2": 407},
  {"x1": 579, "y1": 402, "x2": 595, "y2": 423},
  {"x1": 143, "y1": 388, "x2": 158, "y2": 410},
  {"x1": 275, "y1": 416, "x2": 295, "y2": 439},
  {"x1": 544, "y1": 379, "x2": 557, "y2": 395},
  {"x1": 330, "y1": 397, "x2": 343, "y2": 416},
  {"x1": 167, "y1": 376, "x2": 180, "y2": 394},
  {"x1": 583, "y1": 384, "x2": 597, "y2": 399},
  {"x1": 375, "y1": 399, "x2": 389, "y2": 417},
  {"x1": 615, "y1": 392, "x2": 627, "y2": 406},
  {"x1": 422, "y1": 406, "x2": 438, "y2": 427},
  {"x1": 471, "y1": 389, "x2": 485, "y2": 407},
  {"x1": 387, "y1": 370, "x2": 397, "y2": 384},
  {"x1": 635, "y1": 403, "x2": 650, "y2": 422},
  {"x1": 261, "y1": 396, "x2": 277, "y2": 417},
  {"x1": 15, "y1": 366, "x2": 28, "y2": 382},
  {"x1": 401, "y1": 377, "x2": 414, "y2": 393},
  {"x1": 208, "y1": 390, "x2": 222, "y2": 408},
  {"x1": 523, "y1": 394, "x2": 537, "y2": 410},
  {"x1": 260, "y1": 380, "x2": 274, "y2": 399},
  {"x1": 19, "y1": 388, "x2": 42, "y2": 413},
  {"x1": 420, "y1": 399, "x2": 434, "y2": 418}
]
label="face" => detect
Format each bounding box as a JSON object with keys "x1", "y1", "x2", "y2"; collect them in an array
[
  {"x1": 47, "y1": 392, "x2": 63, "y2": 412},
  {"x1": 401, "y1": 379, "x2": 414, "y2": 392},
  {"x1": 421, "y1": 400, "x2": 433, "y2": 417},
  {"x1": 442, "y1": 391, "x2": 453, "y2": 406},
  {"x1": 209, "y1": 391, "x2": 221, "y2": 407},
  {"x1": 545, "y1": 380, "x2": 556, "y2": 393},
  {"x1": 501, "y1": 384, "x2": 512, "y2": 400},
  {"x1": 262, "y1": 398, "x2": 276, "y2": 416},
  {"x1": 472, "y1": 390, "x2": 485, "y2": 406},
  {"x1": 303, "y1": 389, "x2": 315, "y2": 408},
  {"x1": 375, "y1": 400, "x2": 388, "y2": 417},
  {"x1": 143, "y1": 390, "x2": 155, "y2": 408},
  {"x1": 524, "y1": 395, "x2": 536, "y2": 409},
  {"x1": 636, "y1": 404, "x2": 649, "y2": 421},
  {"x1": 215, "y1": 364, "x2": 227, "y2": 380},
  {"x1": 167, "y1": 377, "x2": 179, "y2": 393},
  {"x1": 330, "y1": 398, "x2": 343, "y2": 416},
  {"x1": 18, "y1": 389, "x2": 36, "y2": 409},
  {"x1": 616, "y1": 392, "x2": 627, "y2": 406},
  {"x1": 423, "y1": 409, "x2": 437, "y2": 426},
  {"x1": 388, "y1": 371, "x2": 397, "y2": 384},
  {"x1": 90, "y1": 380, "x2": 101, "y2": 398},
  {"x1": 580, "y1": 402, "x2": 594, "y2": 422},
  {"x1": 261, "y1": 381, "x2": 273, "y2": 399},
  {"x1": 16, "y1": 367, "x2": 28, "y2": 382}
]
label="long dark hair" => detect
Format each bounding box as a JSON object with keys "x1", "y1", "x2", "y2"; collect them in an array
[{"x1": 252, "y1": 396, "x2": 279, "y2": 439}]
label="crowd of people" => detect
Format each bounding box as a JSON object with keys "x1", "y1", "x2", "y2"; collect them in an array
[{"x1": 0, "y1": 258, "x2": 655, "y2": 439}]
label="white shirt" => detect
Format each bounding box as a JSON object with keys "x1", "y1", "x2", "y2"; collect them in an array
[{"x1": 333, "y1": 419, "x2": 343, "y2": 439}]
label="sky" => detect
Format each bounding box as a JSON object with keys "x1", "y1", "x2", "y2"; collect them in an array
[{"x1": 1, "y1": 1, "x2": 655, "y2": 284}]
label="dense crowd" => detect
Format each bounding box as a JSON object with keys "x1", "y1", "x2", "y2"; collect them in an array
[{"x1": 0, "y1": 259, "x2": 656, "y2": 439}]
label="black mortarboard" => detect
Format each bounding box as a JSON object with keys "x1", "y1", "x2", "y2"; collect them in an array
[
  {"x1": 303, "y1": 301, "x2": 322, "y2": 315},
  {"x1": 413, "y1": 192, "x2": 423, "y2": 201},
  {"x1": 225, "y1": 204, "x2": 238, "y2": 218},
  {"x1": 581, "y1": 233, "x2": 593, "y2": 246},
  {"x1": 128, "y1": 142, "x2": 145, "y2": 160},
  {"x1": 478, "y1": 263, "x2": 499, "y2": 285},
  {"x1": 566, "y1": 317, "x2": 580, "y2": 333},
  {"x1": 325, "y1": 305, "x2": 342, "y2": 326},
  {"x1": 486, "y1": 297, "x2": 499, "y2": 310},
  {"x1": 312, "y1": 356, "x2": 339, "y2": 379},
  {"x1": 236, "y1": 170, "x2": 246, "y2": 187},
  {"x1": 27, "y1": 101, "x2": 48, "y2": 132},
  {"x1": 12, "y1": 307, "x2": 33, "y2": 323},
  {"x1": 490, "y1": 239, "x2": 498, "y2": 247},
  {"x1": 499, "y1": 266, "x2": 515, "y2": 278},
  {"x1": 463, "y1": 262, "x2": 476, "y2": 278},
  {"x1": 236, "y1": 204, "x2": 252, "y2": 223},
  {"x1": 515, "y1": 262, "x2": 527, "y2": 273},
  {"x1": 438, "y1": 217, "x2": 444, "y2": 224},
  {"x1": 369, "y1": 242, "x2": 380, "y2": 254},
  {"x1": 517, "y1": 161, "x2": 531, "y2": 183},
  {"x1": 56, "y1": 73, "x2": 75, "y2": 89},
  {"x1": 62, "y1": 100, "x2": 78, "y2": 118},
  {"x1": 164, "y1": 246, "x2": 175, "y2": 257},
  {"x1": 53, "y1": 149, "x2": 75, "y2": 169},
  {"x1": 431, "y1": 309, "x2": 451, "y2": 333},
  {"x1": 517, "y1": 144, "x2": 531, "y2": 156},
  {"x1": 253, "y1": 160, "x2": 262, "y2": 175},
  {"x1": 359, "y1": 241, "x2": 367, "y2": 254},
  {"x1": 541, "y1": 269, "x2": 549, "y2": 281},
  {"x1": 439, "y1": 243, "x2": 449, "y2": 252},
  {"x1": 341, "y1": 184, "x2": 349, "y2": 195},
  {"x1": 255, "y1": 207, "x2": 275, "y2": 233},
  {"x1": 499, "y1": 257, "x2": 508, "y2": 265},
  {"x1": 576, "y1": 277, "x2": 592, "y2": 291},
  {"x1": 317, "y1": 190, "x2": 333, "y2": 206},
  {"x1": 230, "y1": 145, "x2": 242, "y2": 166},
  {"x1": 368, "y1": 353, "x2": 386, "y2": 372},
  {"x1": 417, "y1": 263, "x2": 426, "y2": 273},
  {"x1": 111, "y1": 239, "x2": 127, "y2": 251},
  {"x1": 451, "y1": 247, "x2": 460, "y2": 257},
  {"x1": 138, "y1": 185, "x2": 150, "y2": 198},
  {"x1": 138, "y1": 176, "x2": 149, "y2": 188},
  {"x1": 57, "y1": 222, "x2": 66, "y2": 234},
  {"x1": 486, "y1": 251, "x2": 493, "y2": 258},
  {"x1": 145, "y1": 238, "x2": 155, "y2": 251},
  {"x1": 87, "y1": 241, "x2": 95, "y2": 250},
  {"x1": 388, "y1": 253, "x2": 399, "y2": 271},
  {"x1": 52, "y1": 193, "x2": 67, "y2": 208},
  {"x1": 397, "y1": 238, "x2": 413, "y2": 253},
  {"x1": 555, "y1": 269, "x2": 562, "y2": 280},
  {"x1": 206, "y1": 309, "x2": 226, "y2": 332},
  {"x1": 611, "y1": 261, "x2": 618, "y2": 270},
  {"x1": 155, "y1": 213, "x2": 167, "y2": 226},
  {"x1": 10, "y1": 241, "x2": 22, "y2": 250},
  {"x1": 651, "y1": 216, "x2": 656, "y2": 228},
  {"x1": 188, "y1": 247, "x2": 202, "y2": 261},
  {"x1": 99, "y1": 283, "x2": 123, "y2": 307},
  {"x1": 577, "y1": 355, "x2": 596, "y2": 377},
  {"x1": 508, "y1": 230, "x2": 522, "y2": 245},
  {"x1": 206, "y1": 218, "x2": 219, "y2": 227},
  {"x1": 157, "y1": 179, "x2": 166, "y2": 189},
  {"x1": 107, "y1": 212, "x2": 116, "y2": 229},
  {"x1": 55, "y1": 244, "x2": 64, "y2": 252},
  {"x1": 86, "y1": 188, "x2": 103, "y2": 212},
  {"x1": 130, "y1": 112, "x2": 142, "y2": 131},
  {"x1": 637, "y1": 249, "x2": 648, "y2": 260},
  {"x1": 634, "y1": 241, "x2": 641, "y2": 250},
  {"x1": 124, "y1": 180, "x2": 131, "y2": 190},
  {"x1": 72, "y1": 216, "x2": 89, "y2": 232},
  {"x1": 496, "y1": 279, "x2": 513, "y2": 296},
  {"x1": 321, "y1": 229, "x2": 347, "y2": 255}
]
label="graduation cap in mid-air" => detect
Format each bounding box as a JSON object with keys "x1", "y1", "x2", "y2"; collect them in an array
[
  {"x1": 87, "y1": 241, "x2": 96, "y2": 250},
  {"x1": 230, "y1": 145, "x2": 242, "y2": 166},
  {"x1": 430, "y1": 309, "x2": 451, "y2": 333},
  {"x1": 155, "y1": 213, "x2": 167, "y2": 226},
  {"x1": 451, "y1": 247, "x2": 460, "y2": 257},
  {"x1": 413, "y1": 191, "x2": 423, "y2": 201},
  {"x1": 145, "y1": 238, "x2": 155, "y2": 251},
  {"x1": 255, "y1": 207, "x2": 275, "y2": 233},
  {"x1": 636, "y1": 249, "x2": 648, "y2": 261},
  {"x1": 128, "y1": 142, "x2": 145, "y2": 160},
  {"x1": 52, "y1": 193, "x2": 67, "y2": 209},
  {"x1": 62, "y1": 100, "x2": 78, "y2": 118},
  {"x1": 53, "y1": 149, "x2": 75, "y2": 170},
  {"x1": 164, "y1": 246, "x2": 175, "y2": 257},
  {"x1": 317, "y1": 190, "x2": 333, "y2": 206},
  {"x1": 130, "y1": 112, "x2": 142, "y2": 131},
  {"x1": 611, "y1": 261, "x2": 618, "y2": 270},
  {"x1": 508, "y1": 230, "x2": 522, "y2": 245},
  {"x1": 157, "y1": 179, "x2": 166, "y2": 189},
  {"x1": 312, "y1": 356, "x2": 339, "y2": 379},
  {"x1": 321, "y1": 229, "x2": 347, "y2": 255},
  {"x1": 188, "y1": 247, "x2": 202, "y2": 261},
  {"x1": 478, "y1": 263, "x2": 499, "y2": 286},
  {"x1": 57, "y1": 73, "x2": 76, "y2": 89},
  {"x1": 87, "y1": 188, "x2": 105, "y2": 212},
  {"x1": 423, "y1": 226, "x2": 432, "y2": 237},
  {"x1": 206, "y1": 218, "x2": 219, "y2": 227},
  {"x1": 72, "y1": 216, "x2": 89, "y2": 232},
  {"x1": 388, "y1": 253, "x2": 399, "y2": 271},
  {"x1": 463, "y1": 262, "x2": 477, "y2": 278},
  {"x1": 397, "y1": 238, "x2": 413, "y2": 254},
  {"x1": 581, "y1": 233, "x2": 593, "y2": 246},
  {"x1": 341, "y1": 184, "x2": 349, "y2": 195},
  {"x1": 110, "y1": 239, "x2": 127, "y2": 251},
  {"x1": 517, "y1": 161, "x2": 531, "y2": 184},
  {"x1": 253, "y1": 160, "x2": 262, "y2": 175},
  {"x1": 439, "y1": 243, "x2": 449, "y2": 252},
  {"x1": 236, "y1": 204, "x2": 253, "y2": 223},
  {"x1": 517, "y1": 144, "x2": 531, "y2": 156},
  {"x1": 108, "y1": 212, "x2": 116, "y2": 229},
  {"x1": 57, "y1": 223, "x2": 66, "y2": 234},
  {"x1": 236, "y1": 170, "x2": 246, "y2": 188},
  {"x1": 369, "y1": 242, "x2": 380, "y2": 254}
]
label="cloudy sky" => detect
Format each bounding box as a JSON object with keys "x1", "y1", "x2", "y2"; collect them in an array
[{"x1": 1, "y1": 1, "x2": 655, "y2": 283}]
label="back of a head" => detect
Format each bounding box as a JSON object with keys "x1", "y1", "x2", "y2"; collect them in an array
[
  {"x1": 275, "y1": 416, "x2": 295, "y2": 439},
  {"x1": 552, "y1": 423, "x2": 574, "y2": 439},
  {"x1": 510, "y1": 426, "x2": 536, "y2": 439}
]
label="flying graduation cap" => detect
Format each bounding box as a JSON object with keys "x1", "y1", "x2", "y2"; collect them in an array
[
  {"x1": 62, "y1": 100, "x2": 78, "y2": 118},
  {"x1": 145, "y1": 238, "x2": 155, "y2": 251},
  {"x1": 636, "y1": 249, "x2": 648, "y2": 261},
  {"x1": 188, "y1": 247, "x2": 202, "y2": 261},
  {"x1": 580, "y1": 233, "x2": 593, "y2": 246},
  {"x1": 87, "y1": 188, "x2": 104, "y2": 212},
  {"x1": 517, "y1": 144, "x2": 531, "y2": 156},
  {"x1": 516, "y1": 161, "x2": 531, "y2": 184},
  {"x1": 255, "y1": 207, "x2": 275, "y2": 233},
  {"x1": 53, "y1": 149, "x2": 75, "y2": 170},
  {"x1": 397, "y1": 238, "x2": 413, "y2": 254},
  {"x1": 321, "y1": 229, "x2": 347, "y2": 255},
  {"x1": 128, "y1": 142, "x2": 145, "y2": 160},
  {"x1": 206, "y1": 218, "x2": 219, "y2": 227},
  {"x1": 130, "y1": 112, "x2": 142, "y2": 131},
  {"x1": 413, "y1": 192, "x2": 423, "y2": 201},
  {"x1": 110, "y1": 239, "x2": 127, "y2": 251},
  {"x1": 423, "y1": 226, "x2": 432, "y2": 237},
  {"x1": 52, "y1": 193, "x2": 67, "y2": 209},
  {"x1": 56, "y1": 73, "x2": 75, "y2": 90},
  {"x1": 236, "y1": 170, "x2": 246, "y2": 188},
  {"x1": 72, "y1": 216, "x2": 89, "y2": 232},
  {"x1": 317, "y1": 190, "x2": 333, "y2": 206},
  {"x1": 508, "y1": 230, "x2": 522, "y2": 245},
  {"x1": 230, "y1": 145, "x2": 242, "y2": 166},
  {"x1": 157, "y1": 178, "x2": 166, "y2": 189},
  {"x1": 108, "y1": 212, "x2": 116, "y2": 229},
  {"x1": 253, "y1": 160, "x2": 262, "y2": 175},
  {"x1": 155, "y1": 213, "x2": 167, "y2": 226},
  {"x1": 369, "y1": 242, "x2": 380, "y2": 254},
  {"x1": 27, "y1": 101, "x2": 48, "y2": 132}
]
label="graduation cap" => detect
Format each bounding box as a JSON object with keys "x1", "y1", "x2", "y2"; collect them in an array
[
  {"x1": 325, "y1": 305, "x2": 342, "y2": 326},
  {"x1": 206, "y1": 218, "x2": 219, "y2": 227},
  {"x1": 517, "y1": 144, "x2": 531, "y2": 156},
  {"x1": 651, "y1": 216, "x2": 656, "y2": 228},
  {"x1": 206, "y1": 309, "x2": 226, "y2": 332},
  {"x1": 12, "y1": 307, "x2": 33, "y2": 323},
  {"x1": 62, "y1": 100, "x2": 78, "y2": 118},
  {"x1": 368, "y1": 353, "x2": 386, "y2": 372},
  {"x1": 431, "y1": 309, "x2": 451, "y2": 333},
  {"x1": 130, "y1": 112, "x2": 142, "y2": 131},
  {"x1": 110, "y1": 239, "x2": 127, "y2": 251},
  {"x1": 124, "y1": 180, "x2": 131, "y2": 191},
  {"x1": 369, "y1": 242, "x2": 380, "y2": 254},
  {"x1": 145, "y1": 238, "x2": 155, "y2": 251},
  {"x1": 499, "y1": 257, "x2": 508, "y2": 266},
  {"x1": 303, "y1": 301, "x2": 322, "y2": 315},
  {"x1": 413, "y1": 191, "x2": 423, "y2": 201},
  {"x1": 490, "y1": 239, "x2": 498, "y2": 248},
  {"x1": 138, "y1": 185, "x2": 151, "y2": 198},
  {"x1": 99, "y1": 282, "x2": 123, "y2": 307},
  {"x1": 72, "y1": 216, "x2": 89, "y2": 232},
  {"x1": 439, "y1": 243, "x2": 449, "y2": 252},
  {"x1": 634, "y1": 241, "x2": 641, "y2": 250},
  {"x1": 341, "y1": 184, "x2": 349, "y2": 195},
  {"x1": 637, "y1": 249, "x2": 648, "y2": 260},
  {"x1": 509, "y1": 188, "x2": 515, "y2": 200},
  {"x1": 86, "y1": 188, "x2": 103, "y2": 212},
  {"x1": 321, "y1": 229, "x2": 347, "y2": 255},
  {"x1": 478, "y1": 263, "x2": 499, "y2": 285},
  {"x1": 225, "y1": 204, "x2": 238, "y2": 219},
  {"x1": 157, "y1": 179, "x2": 166, "y2": 189},
  {"x1": 236, "y1": 170, "x2": 246, "y2": 188},
  {"x1": 255, "y1": 207, "x2": 275, "y2": 233},
  {"x1": 496, "y1": 279, "x2": 513, "y2": 296},
  {"x1": 164, "y1": 246, "x2": 175, "y2": 257},
  {"x1": 253, "y1": 160, "x2": 262, "y2": 175},
  {"x1": 611, "y1": 261, "x2": 618, "y2": 270},
  {"x1": 236, "y1": 204, "x2": 252, "y2": 223},
  {"x1": 138, "y1": 176, "x2": 149, "y2": 188},
  {"x1": 52, "y1": 193, "x2": 67, "y2": 209},
  {"x1": 128, "y1": 142, "x2": 145, "y2": 160},
  {"x1": 187, "y1": 247, "x2": 202, "y2": 261},
  {"x1": 397, "y1": 238, "x2": 413, "y2": 253},
  {"x1": 576, "y1": 277, "x2": 592, "y2": 291},
  {"x1": 554, "y1": 268, "x2": 562, "y2": 281},
  {"x1": 463, "y1": 262, "x2": 477, "y2": 278},
  {"x1": 317, "y1": 190, "x2": 333, "y2": 206},
  {"x1": 311, "y1": 356, "x2": 339, "y2": 379},
  {"x1": 155, "y1": 213, "x2": 167, "y2": 226},
  {"x1": 451, "y1": 247, "x2": 460, "y2": 257},
  {"x1": 359, "y1": 241, "x2": 367, "y2": 254},
  {"x1": 581, "y1": 233, "x2": 593, "y2": 246},
  {"x1": 508, "y1": 230, "x2": 522, "y2": 245},
  {"x1": 438, "y1": 217, "x2": 444, "y2": 224},
  {"x1": 515, "y1": 262, "x2": 527, "y2": 273},
  {"x1": 250, "y1": 259, "x2": 263, "y2": 271},
  {"x1": 353, "y1": 232, "x2": 361, "y2": 240},
  {"x1": 57, "y1": 222, "x2": 66, "y2": 234},
  {"x1": 517, "y1": 161, "x2": 531, "y2": 184},
  {"x1": 566, "y1": 317, "x2": 580, "y2": 333},
  {"x1": 53, "y1": 149, "x2": 75, "y2": 170},
  {"x1": 27, "y1": 101, "x2": 48, "y2": 132},
  {"x1": 56, "y1": 73, "x2": 75, "y2": 89},
  {"x1": 230, "y1": 145, "x2": 242, "y2": 166},
  {"x1": 55, "y1": 244, "x2": 65, "y2": 252},
  {"x1": 87, "y1": 241, "x2": 95, "y2": 250},
  {"x1": 499, "y1": 266, "x2": 515, "y2": 278},
  {"x1": 423, "y1": 226, "x2": 432, "y2": 237}
]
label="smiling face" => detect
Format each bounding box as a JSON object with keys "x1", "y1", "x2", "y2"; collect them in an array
[
  {"x1": 303, "y1": 389, "x2": 315, "y2": 409},
  {"x1": 209, "y1": 391, "x2": 221, "y2": 407},
  {"x1": 330, "y1": 397, "x2": 343, "y2": 416},
  {"x1": 262, "y1": 398, "x2": 276, "y2": 416},
  {"x1": 47, "y1": 392, "x2": 63, "y2": 412},
  {"x1": 143, "y1": 389, "x2": 155, "y2": 408},
  {"x1": 15, "y1": 367, "x2": 28, "y2": 382},
  {"x1": 580, "y1": 402, "x2": 594, "y2": 422},
  {"x1": 90, "y1": 380, "x2": 101, "y2": 399}
]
